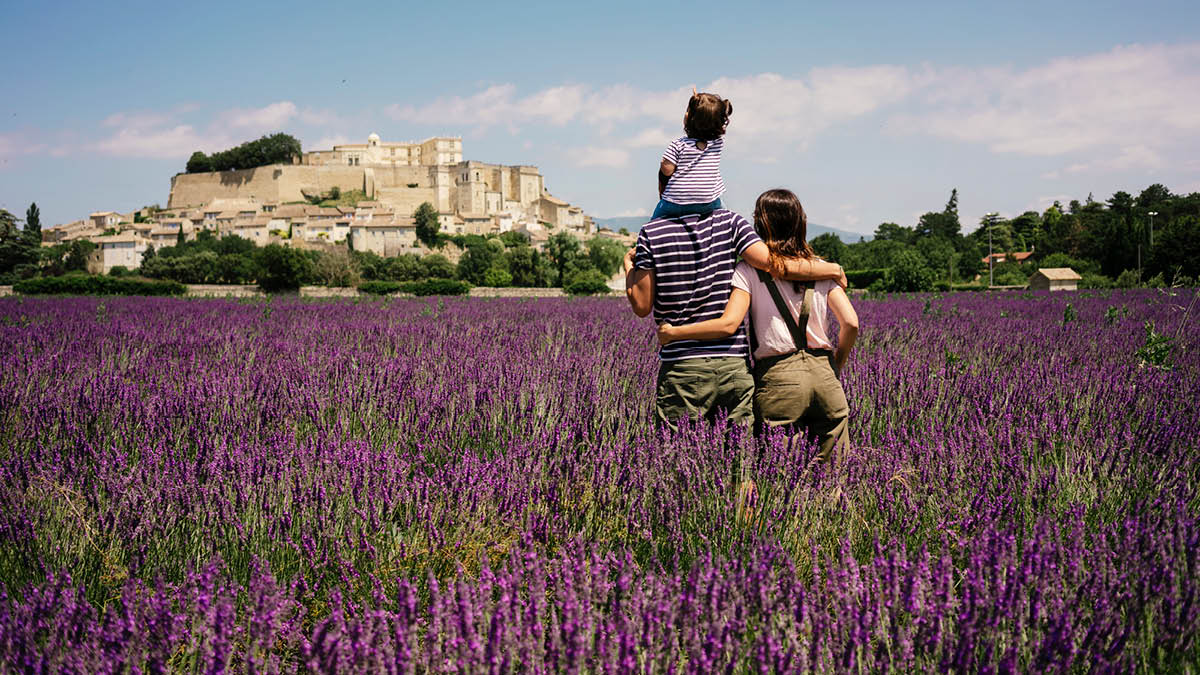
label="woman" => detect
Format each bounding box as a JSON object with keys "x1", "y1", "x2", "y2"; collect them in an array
[{"x1": 657, "y1": 189, "x2": 859, "y2": 462}]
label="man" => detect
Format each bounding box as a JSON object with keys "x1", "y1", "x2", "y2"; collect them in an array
[{"x1": 624, "y1": 208, "x2": 845, "y2": 430}]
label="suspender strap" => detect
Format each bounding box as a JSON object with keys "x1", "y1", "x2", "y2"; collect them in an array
[{"x1": 755, "y1": 268, "x2": 814, "y2": 352}]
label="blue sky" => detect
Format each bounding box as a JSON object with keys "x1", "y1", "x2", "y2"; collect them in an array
[{"x1": 3, "y1": 0, "x2": 1199, "y2": 236}]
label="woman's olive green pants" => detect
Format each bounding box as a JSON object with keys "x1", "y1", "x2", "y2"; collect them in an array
[{"x1": 753, "y1": 348, "x2": 849, "y2": 464}]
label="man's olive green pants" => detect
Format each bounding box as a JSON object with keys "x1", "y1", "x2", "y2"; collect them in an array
[{"x1": 654, "y1": 357, "x2": 755, "y2": 431}]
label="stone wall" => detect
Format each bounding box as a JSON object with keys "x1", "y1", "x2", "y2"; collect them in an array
[{"x1": 168, "y1": 165, "x2": 369, "y2": 208}]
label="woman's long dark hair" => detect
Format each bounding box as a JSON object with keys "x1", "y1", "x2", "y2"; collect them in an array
[{"x1": 754, "y1": 189, "x2": 813, "y2": 279}]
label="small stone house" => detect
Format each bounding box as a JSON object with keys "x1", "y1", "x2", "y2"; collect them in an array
[{"x1": 1029, "y1": 267, "x2": 1082, "y2": 291}]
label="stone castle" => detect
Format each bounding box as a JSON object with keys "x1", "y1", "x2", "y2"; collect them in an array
[{"x1": 165, "y1": 134, "x2": 590, "y2": 237}]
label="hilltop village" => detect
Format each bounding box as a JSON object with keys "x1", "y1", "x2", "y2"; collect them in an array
[{"x1": 47, "y1": 134, "x2": 621, "y2": 274}]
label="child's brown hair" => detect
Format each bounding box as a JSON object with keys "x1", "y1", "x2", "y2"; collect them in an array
[{"x1": 684, "y1": 92, "x2": 732, "y2": 141}]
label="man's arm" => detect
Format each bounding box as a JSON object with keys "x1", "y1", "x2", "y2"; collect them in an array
[
  {"x1": 741, "y1": 241, "x2": 847, "y2": 288},
  {"x1": 623, "y1": 248, "x2": 654, "y2": 317}
]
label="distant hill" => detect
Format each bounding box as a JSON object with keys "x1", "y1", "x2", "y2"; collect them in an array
[{"x1": 594, "y1": 216, "x2": 871, "y2": 242}]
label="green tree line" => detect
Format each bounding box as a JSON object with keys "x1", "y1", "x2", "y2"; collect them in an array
[
  {"x1": 0, "y1": 200, "x2": 623, "y2": 295},
  {"x1": 185, "y1": 133, "x2": 302, "y2": 173},
  {"x1": 811, "y1": 184, "x2": 1199, "y2": 292}
]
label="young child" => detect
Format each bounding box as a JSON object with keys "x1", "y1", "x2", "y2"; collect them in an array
[{"x1": 653, "y1": 89, "x2": 732, "y2": 220}]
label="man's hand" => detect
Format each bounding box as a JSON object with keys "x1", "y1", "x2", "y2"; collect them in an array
[
  {"x1": 836, "y1": 265, "x2": 848, "y2": 289},
  {"x1": 657, "y1": 323, "x2": 676, "y2": 346},
  {"x1": 622, "y1": 247, "x2": 636, "y2": 275}
]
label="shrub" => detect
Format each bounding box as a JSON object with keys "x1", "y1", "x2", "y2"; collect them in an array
[
  {"x1": 1080, "y1": 273, "x2": 1115, "y2": 289},
  {"x1": 1115, "y1": 269, "x2": 1142, "y2": 289},
  {"x1": 312, "y1": 249, "x2": 360, "y2": 288},
  {"x1": 14, "y1": 275, "x2": 185, "y2": 296},
  {"x1": 482, "y1": 267, "x2": 513, "y2": 288},
  {"x1": 108, "y1": 266, "x2": 132, "y2": 277},
  {"x1": 256, "y1": 244, "x2": 312, "y2": 293},
  {"x1": 358, "y1": 280, "x2": 403, "y2": 295},
  {"x1": 844, "y1": 268, "x2": 888, "y2": 289},
  {"x1": 399, "y1": 279, "x2": 470, "y2": 296},
  {"x1": 420, "y1": 254, "x2": 456, "y2": 279},
  {"x1": 883, "y1": 250, "x2": 936, "y2": 292},
  {"x1": 564, "y1": 269, "x2": 612, "y2": 296}
]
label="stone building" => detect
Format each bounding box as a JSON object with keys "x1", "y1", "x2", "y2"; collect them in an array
[
  {"x1": 87, "y1": 233, "x2": 149, "y2": 274},
  {"x1": 303, "y1": 134, "x2": 462, "y2": 167},
  {"x1": 1029, "y1": 267, "x2": 1081, "y2": 291}
]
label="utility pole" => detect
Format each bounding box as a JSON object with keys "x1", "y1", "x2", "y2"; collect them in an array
[
  {"x1": 1148, "y1": 211, "x2": 1157, "y2": 248},
  {"x1": 985, "y1": 213, "x2": 998, "y2": 287}
]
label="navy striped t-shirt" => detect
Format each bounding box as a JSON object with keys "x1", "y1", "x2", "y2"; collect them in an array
[
  {"x1": 661, "y1": 136, "x2": 725, "y2": 205},
  {"x1": 633, "y1": 209, "x2": 761, "y2": 361}
]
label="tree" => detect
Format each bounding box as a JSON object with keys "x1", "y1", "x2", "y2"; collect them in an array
[
  {"x1": 420, "y1": 254, "x2": 456, "y2": 279},
  {"x1": 190, "y1": 133, "x2": 302, "y2": 173},
  {"x1": 482, "y1": 266, "x2": 513, "y2": 287},
  {"x1": 504, "y1": 245, "x2": 544, "y2": 287},
  {"x1": 256, "y1": 244, "x2": 312, "y2": 292},
  {"x1": 810, "y1": 233, "x2": 846, "y2": 263},
  {"x1": 1136, "y1": 183, "x2": 1171, "y2": 211},
  {"x1": 498, "y1": 231, "x2": 529, "y2": 248},
  {"x1": 585, "y1": 237, "x2": 625, "y2": 277},
  {"x1": 546, "y1": 231, "x2": 581, "y2": 286},
  {"x1": 216, "y1": 253, "x2": 258, "y2": 284},
  {"x1": 385, "y1": 253, "x2": 423, "y2": 281},
  {"x1": 186, "y1": 151, "x2": 212, "y2": 173},
  {"x1": 564, "y1": 269, "x2": 612, "y2": 296},
  {"x1": 64, "y1": 240, "x2": 96, "y2": 272},
  {"x1": 24, "y1": 203, "x2": 41, "y2": 242},
  {"x1": 312, "y1": 248, "x2": 360, "y2": 287},
  {"x1": 1147, "y1": 215, "x2": 1200, "y2": 280},
  {"x1": 456, "y1": 242, "x2": 498, "y2": 285},
  {"x1": 351, "y1": 251, "x2": 387, "y2": 280},
  {"x1": 916, "y1": 236, "x2": 956, "y2": 281},
  {"x1": 883, "y1": 248, "x2": 935, "y2": 292},
  {"x1": 956, "y1": 240, "x2": 983, "y2": 281},
  {"x1": 414, "y1": 202, "x2": 440, "y2": 248},
  {"x1": 215, "y1": 234, "x2": 255, "y2": 256},
  {"x1": 0, "y1": 209, "x2": 40, "y2": 282},
  {"x1": 873, "y1": 222, "x2": 914, "y2": 244}
]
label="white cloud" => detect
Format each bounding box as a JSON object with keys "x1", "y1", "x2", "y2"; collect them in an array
[
  {"x1": 0, "y1": 133, "x2": 48, "y2": 161},
  {"x1": 92, "y1": 124, "x2": 214, "y2": 159},
  {"x1": 219, "y1": 101, "x2": 298, "y2": 129},
  {"x1": 836, "y1": 203, "x2": 861, "y2": 229},
  {"x1": 1028, "y1": 195, "x2": 1074, "y2": 214},
  {"x1": 896, "y1": 44, "x2": 1200, "y2": 158},
  {"x1": 90, "y1": 101, "x2": 308, "y2": 159},
  {"x1": 626, "y1": 128, "x2": 673, "y2": 148},
  {"x1": 615, "y1": 207, "x2": 649, "y2": 218},
  {"x1": 1063, "y1": 145, "x2": 1165, "y2": 174},
  {"x1": 386, "y1": 70, "x2": 914, "y2": 151},
  {"x1": 309, "y1": 134, "x2": 353, "y2": 150},
  {"x1": 569, "y1": 146, "x2": 630, "y2": 168}
]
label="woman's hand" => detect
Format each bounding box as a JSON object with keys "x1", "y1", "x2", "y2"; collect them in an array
[
  {"x1": 657, "y1": 323, "x2": 676, "y2": 346},
  {"x1": 622, "y1": 247, "x2": 636, "y2": 275}
]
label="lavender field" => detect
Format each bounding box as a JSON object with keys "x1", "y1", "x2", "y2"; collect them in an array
[{"x1": 0, "y1": 290, "x2": 1197, "y2": 672}]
